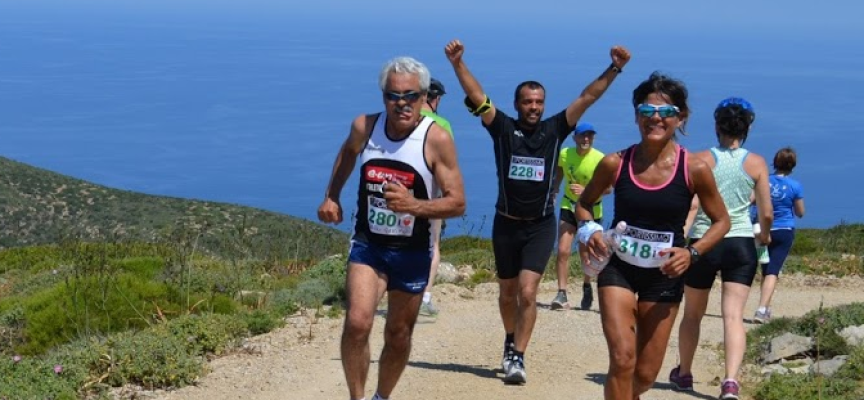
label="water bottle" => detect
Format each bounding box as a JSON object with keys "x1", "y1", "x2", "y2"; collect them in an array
[
  {"x1": 583, "y1": 221, "x2": 627, "y2": 278},
  {"x1": 753, "y1": 223, "x2": 770, "y2": 265}
]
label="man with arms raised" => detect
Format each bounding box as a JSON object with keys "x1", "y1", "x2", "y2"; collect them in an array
[
  {"x1": 318, "y1": 57, "x2": 465, "y2": 400},
  {"x1": 444, "y1": 39, "x2": 629, "y2": 384}
]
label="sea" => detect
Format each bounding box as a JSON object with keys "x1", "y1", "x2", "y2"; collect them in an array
[{"x1": 1, "y1": 1, "x2": 862, "y2": 238}]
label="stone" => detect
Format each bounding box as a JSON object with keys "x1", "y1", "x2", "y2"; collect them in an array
[
  {"x1": 764, "y1": 332, "x2": 813, "y2": 363},
  {"x1": 811, "y1": 355, "x2": 849, "y2": 377},
  {"x1": 435, "y1": 262, "x2": 458, "y2": 283},
  {"x1": 838, "y1": 324, "x2": 864, "y2": 347}
]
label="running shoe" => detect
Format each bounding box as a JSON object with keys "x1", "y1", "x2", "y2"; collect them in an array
[
  {"x1": 580, "y1": 284, "x2": 594, "y2": 310},
  {"x1": 550, "y1": 291, "x2": 569, "y2": 310},
  {"x1": 720, "y1": 379, "x2": 740, "y2": 400},
  {"x1": 669, "y1": 365, "x2": 694, "y2": 391},
  {"x1": 754, "y1": 308, "x2": 772, "y2": 324},
  {"x1": 503, "y1": 357, "x2": 526, "y2": 384}
]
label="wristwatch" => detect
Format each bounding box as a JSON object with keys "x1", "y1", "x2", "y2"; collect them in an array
[{"x1": 686, "y1": 246, "x2": 701, "y2": 264}]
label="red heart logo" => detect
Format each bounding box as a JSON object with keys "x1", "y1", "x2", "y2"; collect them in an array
[{"x1": 402, "y1": 218, "x2": 412, "y2": 226}]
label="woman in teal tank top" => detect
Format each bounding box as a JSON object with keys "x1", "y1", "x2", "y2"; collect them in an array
[{"x1": 671, "y1": 98, "x2": 774, "y2": 400}]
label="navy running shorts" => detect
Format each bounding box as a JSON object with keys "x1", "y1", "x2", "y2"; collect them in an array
[{"x1": 348, "y1": 240, "x2": 431, "y2": 293}]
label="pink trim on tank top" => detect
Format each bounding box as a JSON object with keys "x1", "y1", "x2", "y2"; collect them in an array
[
  {"x1": 683, "y1": 148, "x2": 691, "y2": 190},
  {"x1": 628, "y1": 144, "x2": 681, "y2": 191}
]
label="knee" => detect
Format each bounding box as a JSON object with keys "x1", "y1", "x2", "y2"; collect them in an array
[
  {"x1": 518, "y1": 287, "x2": 538, "y2": 308},
  {"x1": 608, "y1": 347, "x2": 636, "y2": 374},
  {"x1": 343, "y1": 311, "x2": 374, "y2": 342},
  {"x1": 557, "y1": 245, "x2": 571, "y2": 260},
  {"x1": 384, "y1": 324, "x2": 414, "y2": 353},
  {"x1": 633, "y1": 368, "x2": 656, "y2": 392}
]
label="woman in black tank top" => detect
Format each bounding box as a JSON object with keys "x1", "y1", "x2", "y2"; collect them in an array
[{"x1": 573, "y1": 73, "x2": 731, "y2": 400}]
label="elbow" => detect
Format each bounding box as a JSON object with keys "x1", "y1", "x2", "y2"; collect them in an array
[{"x1": 451, "y1": 198, "x2": 467, "y2": 218}]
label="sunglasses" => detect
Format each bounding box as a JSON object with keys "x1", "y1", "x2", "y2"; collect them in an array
[
  {"x1": 636, "y1": 103, "x2": 681, "y2": 118},
  {"x1": 384, "y1": 91, "x2": 423, "y2": 102}
]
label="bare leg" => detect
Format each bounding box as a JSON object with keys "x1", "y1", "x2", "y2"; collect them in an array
[
  {"x1": 721, "y1": 281, "x2": 751, "y2": 381},
  {"x1": 600, "y1": 286, "x2": 638, "y2": 400},
  {"x1": 757, "y1": 274, "x2": 778, "y2": 310},
  {"x1": 375, "y1": 290, "x2": 423, "y2": 398},
  {"x1": 513, "y1": 270, "x2": 543, "y2": 352},
  {"x1": 342, "y1": 263, "x2": 388, "y2": 400},
  {"x1": 425, "y1": 219, "x2": 442, "y2": 303},
  {"x1": 498, "y1": 277, "x2": 518, "y2": 336},
  {"x1": 555, "y1": 221, "x2": 576, "y2": 291},
  {"x1": 632, "y1": 301, "x2": 680, "y2": 397},
  {"x1": 677, "y1": 286, "x2": 710, "y2": 375}
]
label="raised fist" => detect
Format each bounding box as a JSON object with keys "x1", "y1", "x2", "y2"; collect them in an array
[
  {"x1": 610, "y1": 46, "x2": 631, "y2": 69},
  {"x1": 445, "y1": 40, "x2": 465, "y2": 64}
]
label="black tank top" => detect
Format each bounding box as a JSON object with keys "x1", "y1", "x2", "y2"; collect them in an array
[{"x1": 612, "y1": 144, "x2": 692, "y2": 249}]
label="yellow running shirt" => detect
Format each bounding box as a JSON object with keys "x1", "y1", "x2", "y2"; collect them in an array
[{"x1": 559, "y1": 147, "x2": 604, "y2": 219}]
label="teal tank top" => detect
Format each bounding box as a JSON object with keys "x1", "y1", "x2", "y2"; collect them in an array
[{"x1": 690, "y1": 147, "x2": 754, "y2": 238}]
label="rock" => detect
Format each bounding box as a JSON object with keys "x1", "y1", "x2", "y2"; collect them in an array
[
  {"x1": 840, "y1": 253, "x2": 857, "y2": 261},
  {"x1": 838, "y1": 324, "x2": 864, "y2": 347},
  {"x1": 436, "y1": 262, "x2": 458, "y2": 283},
  {"x1": 764, "y1": 332, "x2": 813, "y2": 363},
  {"x1": 761, "y1": 364, "x2": 789, "y2": 377},
  {"x1": 782, "y1": 357, "x2": 813, "y2": 374},
  {"x1": 811, "y1": 355, "x2": 849, "y2": 377}
]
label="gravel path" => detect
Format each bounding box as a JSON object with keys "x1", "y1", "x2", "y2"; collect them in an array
[{"x1": 148, "y1": 274, "x2": 863, "y2": 400}]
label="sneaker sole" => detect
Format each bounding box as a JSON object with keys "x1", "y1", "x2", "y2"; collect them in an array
[
  {"x1": 550, "y1": 302, "x2": 569, "y2": 310},
  {"x1": 503, "y1": 372, "x2": 526, "y2": 384},
  {"x1": 671, "y1": 383, "x2": 694, "y2": 392}
]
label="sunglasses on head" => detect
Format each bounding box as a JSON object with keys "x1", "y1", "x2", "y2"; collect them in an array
[
  {"x1": 384, "y1": 91, "x2": 423, "y2": 102},
  {"x1": 636, "y1": 103, "x2": 681, "y2": 118}
]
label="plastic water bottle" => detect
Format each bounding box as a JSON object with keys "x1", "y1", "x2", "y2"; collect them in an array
[
  {"x1": 753, "y1": 223, "x2": 770, "y2": 265},
  {"x1": 583, "y1": 221, "x2": 627, "y2": 278}
]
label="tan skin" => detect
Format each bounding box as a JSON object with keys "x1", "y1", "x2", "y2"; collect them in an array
[
  {"x1": 317, "y1": 71, "x2": 465, "y2": 400},
  {"x1": 677, "y1": 129, "x2": 774, "y2": 385},
  {"x1": 575, "y1": 92, "x2": 730, "y2": 400},
  {"x1": 444, "y1": 38, "x2": 631, "y2": 358}
]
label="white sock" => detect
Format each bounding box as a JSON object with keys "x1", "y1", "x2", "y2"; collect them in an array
[
  {"x1": 757, "y1": 306, "x2": 768, "y2": 313},
  {"x1": 422, "y1": 292, "x2": 432, "y2": 303}
]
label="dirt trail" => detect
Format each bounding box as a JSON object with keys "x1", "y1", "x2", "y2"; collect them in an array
[{"x1": 150, "y1": 274, "x2": 863, "y2": 400}]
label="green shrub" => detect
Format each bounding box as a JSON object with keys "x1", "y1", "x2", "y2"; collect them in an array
[
  {"x1": 794, "y1": 303, "x2": 864, "y2": 357},
  {"x1": 0, "y1": 355, "x2": 82, "y2": 399},
  {"x1": 245, "y1": 310, "x2": 283, "y2": 335},
  {"x1": 752, "y1": 372, "x2": 861, "y2": 400},
  {"x1": 269, "y1": 288, "x2": 299, "y2": 316},
  {"x1": 160, "y1": 313, "x2": 247, "y2": 355},
  {"x1": 444, "y1": 249, "x2": 495, "y2": 271},
  {"x1": 440, "y1": 235, "x2": 493, "y2": 253},
  {"x1": 98, "y1": 329, "x2": 203, "y2": 389},
  {"x1": 14, "y1": 275, "x2": 170, "y2": 355}
]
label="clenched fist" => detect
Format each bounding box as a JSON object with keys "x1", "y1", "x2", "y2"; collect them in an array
[
  {"x1": 610, "y1": 46, "x2": 631, "y2": 69},
  {"x1": 444, "y1": 40, "x2": 464, "y2": 65}
]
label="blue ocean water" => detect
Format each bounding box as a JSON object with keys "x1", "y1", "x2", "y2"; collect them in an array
[{"x1": 1, "y1": 1, "x2": 862, "y2": 237}]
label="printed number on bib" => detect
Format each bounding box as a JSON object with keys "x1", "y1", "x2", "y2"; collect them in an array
[
  {"x1": 367, "y1": 196, "x2": 414, "y2": 236},
  {"x1": 614, "y1": 226, "x2": 674, "y2": 268},
  {"x1": 508, "y1": 156, "x2": 545, "y2": 182}
]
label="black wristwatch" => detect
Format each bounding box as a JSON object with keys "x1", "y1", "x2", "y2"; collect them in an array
[{"x1": 686, "y1": 246, "x2": 701, "y2": 264}]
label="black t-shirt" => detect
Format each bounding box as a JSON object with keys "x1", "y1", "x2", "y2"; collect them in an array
[{"x1": 483, "y1": 110, "x2": 571, "y2": 219}]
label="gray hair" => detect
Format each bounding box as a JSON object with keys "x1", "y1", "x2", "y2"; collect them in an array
[{"x1": 378, "y1": 57, "x2": 430, "y2": 92}]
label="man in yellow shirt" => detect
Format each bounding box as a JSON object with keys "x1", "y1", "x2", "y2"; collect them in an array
[{"x1": 550, "y1": 122, "x2": 609, "y2": 310}]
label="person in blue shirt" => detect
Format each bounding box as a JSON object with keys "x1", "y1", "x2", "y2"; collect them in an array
[{"x1": 753, "y1": 147, "x2": 805, "y2": 323}]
